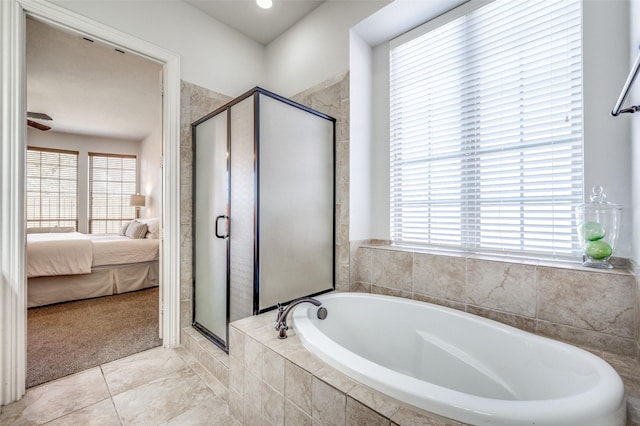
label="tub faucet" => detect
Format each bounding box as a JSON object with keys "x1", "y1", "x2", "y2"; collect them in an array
[{"x1": 275, "y1": 297, "x2": 327, "y2": 339}]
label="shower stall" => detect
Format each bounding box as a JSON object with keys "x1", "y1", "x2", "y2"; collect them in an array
[{"x1": 192, "y1": 87, "x2": 336, "y2": 350}]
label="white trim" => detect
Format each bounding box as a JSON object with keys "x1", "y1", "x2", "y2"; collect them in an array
[
  {"x1": 0, "y1": 0, "x2": 27, "y2": 407},
  {"x1": 1, "y1": 0, "x2": 181, "y2": 406}
]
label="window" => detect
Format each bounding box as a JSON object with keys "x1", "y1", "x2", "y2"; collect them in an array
[
  {"x1": 26, "y1": 147, "x2": 78, "y2": 230},
  {"x1": 89, "y1": 153, "x2": 137, "y2": 234},
  {"x1": 389, "y1": 0, "x2": 583, "y2": 258}
]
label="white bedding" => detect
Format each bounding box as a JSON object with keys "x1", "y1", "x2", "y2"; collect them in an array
[
  {"x1": 27, "y1": 232, "x2": 93, "y2": 278},
  {"x1": 89, "y1": 234, "x2": 159, "y2": 267},
  {"x1": 27, "y1": 232, "x2": 160, "y2": 278}
]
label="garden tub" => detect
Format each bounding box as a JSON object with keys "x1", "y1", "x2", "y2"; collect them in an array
[{"x1": 292, "y1": 292, "x2": 626, "y2": 425}]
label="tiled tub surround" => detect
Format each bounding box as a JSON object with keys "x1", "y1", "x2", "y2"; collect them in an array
[
  {"x1": 350, "y1": 243, "x2": 637, "y2": 358},
  {"x1": 228, "y1": 313, "x2": 467, "y2": 426},
  {"x1": 227, "y1": 309, "x2": 640, "y2": 425}
]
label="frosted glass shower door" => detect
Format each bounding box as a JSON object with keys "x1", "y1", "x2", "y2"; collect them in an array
[
  {"x1": 193, "y1": 111, "x2": 229, "y2": 345},
  {"x1": 229, "y1": 97, "x2": 256, "y2": 323},
  {"x1": 258, "y1": 94, "x2": 335, "y2": 311}
]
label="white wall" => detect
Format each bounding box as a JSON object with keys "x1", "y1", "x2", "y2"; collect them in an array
[
  {"x1": 27, "y1": 129, "x2": 141, "y2": 233},
  {"x1": 50, "y1": 0, "x2": 265, "y2": 97},
  {"x1": 359, "y1": 0, "x2": 635, "y2": 258},
  {"x1": 265, "y1": 0, "x2": 389, "y2": 97},
  {"x1": 370, "y1": 42, "x2": 390, "y2": 240},
  {"x1": 139, "y1": 128, "x2": 161, "y2": 219},
  {"x1": 582, "y1": 0, "x2": 631, "y2": 258},
  {"x1": 348, "y1": 31, "x2": 372, "y2": 240}
]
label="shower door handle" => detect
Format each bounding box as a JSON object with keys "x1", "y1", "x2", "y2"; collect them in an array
[{"x1": 215, "y1": 215, "x2": 229, "y2": 239}]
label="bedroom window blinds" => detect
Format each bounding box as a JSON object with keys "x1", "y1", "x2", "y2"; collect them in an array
[
  {"x1": 26, "y1": 147, "x2": 79, "y2": 230},
  {"x1": 389, "y1": 0, "x2": 583, "y2": 259},
  {"x1": 89, "y1": 153, "x2": 137, "y2": 234}
]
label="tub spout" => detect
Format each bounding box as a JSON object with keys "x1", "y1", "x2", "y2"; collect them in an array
[{"x1": 275, "y1": 297, "x2": 325, "y2": 339}]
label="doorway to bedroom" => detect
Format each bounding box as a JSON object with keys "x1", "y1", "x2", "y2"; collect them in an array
[{"x1": 24, "y1": 16, "x2": 163, "y2": 387}]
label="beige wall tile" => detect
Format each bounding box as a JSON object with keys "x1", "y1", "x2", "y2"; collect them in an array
[
  {"x1": 348, "y1": 385, "x2": 400, "y2": 419},
  {"x1": 351, "y1": 246, "x2": 372, "y2": 284},
  {"x1": 391, "y1": 406, "x2": 464, "y2": 426},
  {"x1": 284, "y1": 399, "x2": 313, "y2": 426},
  {"x1": 229, "y1": 325, "x2": 245, "y2": 360},
  {"x1": 411, "y1": 293, "x2": 466, "y2": 312},
  {"x1": 285, "y1": 361, "x2": 313, "y2": 415},
  {"x1": 413, "y1": 254, "x2": 465, "y2": 302},
  {"x1": 214, "y1": 361, "x2": 230, "y2": 391},
  {"x1": 263, "y1": 382, "x2": 285, "y2": 426},
  {"x1": 347, "y1": 396, "x2": 390, "y2": 426},
  {"x1": 244, "y1": 369, "x2": 263, "y2": 412},
  {"x1": 229, "y1": 355, "x2": 245, "y2": 395},
  {"x1": 245, "y1": 336, "x2": 263, "y2": 378},
  {"x1": 349, "y1": 281, "x2": 371, "y2": 293},
  {"x1": 536, "y1": 320, "x2": 636, "y2": 356},
  {"x1": 372, "y1": 249, "x2": 413, "y2": 292},
  {"x1": 371, "y1": 285, "x2": 412, "y2": 300},
  {"x1": 315, "y1": 366, "x2": 357, "y2": 395},
  {"x1": 466, "y1": 306, "x2": 537, "y2": 333},
  {"x1": 538, "y1": 267, "x2": 635, "y2": 338},
  {"x1": 466, "y1": 259, "x2": 537, "y2": 317},
  {"x1": 180, "y1": 299, "x2": 192, "y2": 329},
  {"x1": 337, "y1": 263, "x2": 351, "y2": 293},
  {"x1": 263, "y1": 348, "x2": 286, "y2": 394},
  {"x1": 311, "y1": 378, "x2": 346, "y2": 426},
  {"x1": 243, "y1": 397, "x2": 263, "y2": 426},
  {"x1": 285, "y1": 349, "x2": 325, "y2": 375},
  {"x1": 229, "y1": 388, "x2": 244, "y2": 424}
]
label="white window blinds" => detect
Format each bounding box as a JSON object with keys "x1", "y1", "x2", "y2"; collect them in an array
[
  {"x1": 389, "y1": 0, "x2": 583, "y2": 258},
  {"x1": 26, "y1": 147, "x2": 79, "y2": 230},
  {"x1": 89, "y1": 153, "x2": 137, "y2": 234}
]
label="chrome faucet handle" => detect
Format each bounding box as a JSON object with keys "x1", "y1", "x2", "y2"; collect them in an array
[
  {"x1": 277, "y1": 323, "x2": 288, "y2": 338},
  {"x1": 275, "y1": 303, "x2": 285, "y2": 331},
  {"x1": 275, "y1": 297, "x2": 325, "y2": 339}
]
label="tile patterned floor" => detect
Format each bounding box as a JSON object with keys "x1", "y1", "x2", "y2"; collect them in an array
[{"x1": 0, "y1": 346, "x2": 237, "y2": 426}]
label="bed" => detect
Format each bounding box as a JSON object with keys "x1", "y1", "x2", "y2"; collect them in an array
[{"x1": 27, "y1": 218, "x2": 160, "y2": 308}]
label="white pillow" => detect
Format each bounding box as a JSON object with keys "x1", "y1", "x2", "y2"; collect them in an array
[
  {"x1": 138, "y1": 217, "x2": 160, "y2": 239},
  {"x1": 125, "y1": 220, "x2": 148, "y2": 239},
  {"x1": 119, "y1": 221, "x2": 131, "y2": 236}
]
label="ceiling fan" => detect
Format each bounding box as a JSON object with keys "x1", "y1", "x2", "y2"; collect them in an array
[{"x1": 27, "y1": 112, "x2": 52, "y2": 131}]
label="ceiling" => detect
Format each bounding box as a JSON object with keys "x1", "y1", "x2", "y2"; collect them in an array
[
  {"x1": 185, "y1": 0, "x2": 326, "y2": 45},
  {"x1": 26, "y1": 1, "x2": 326, "y2": 141},
  {"x1": 26, "y1": 17, "x2": 162, "y2": 141}
]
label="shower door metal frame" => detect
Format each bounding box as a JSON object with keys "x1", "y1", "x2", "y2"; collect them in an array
[
  {"x1": 191, "y1": 86, "x2": 336, "y2": 351},
  {"x1": 252, "y1": 87, "x2": 337, "y2": 314},
  {"x1": 191, "y1": 105, "x2": 232, "y2": 352}
]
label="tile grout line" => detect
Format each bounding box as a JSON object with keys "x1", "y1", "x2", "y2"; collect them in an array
[{"x1": 99, "y1": 364, "x2": 124, "y2": 426}]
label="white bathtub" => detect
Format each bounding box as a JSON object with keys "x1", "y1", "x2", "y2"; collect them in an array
[{"x1": 292, "y1": 292, "x2": 626, "y2": 426}]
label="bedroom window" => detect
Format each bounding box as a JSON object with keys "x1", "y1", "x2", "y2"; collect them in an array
[
  {"x1": 389, "y1": 0, "x2": 583, "y2": 259},
  {"x1": 89, "y1": 152, "x2": 137, "y2": 234},
  {"x1": 26, "y1": 147, "x2": 79, "y2": 230}
]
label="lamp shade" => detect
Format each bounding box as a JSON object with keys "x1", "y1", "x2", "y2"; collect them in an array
[{"x1": 130, "y1": 194, "x2": 146, "y2": 207}]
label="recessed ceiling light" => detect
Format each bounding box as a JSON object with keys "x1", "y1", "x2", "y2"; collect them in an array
[{"x1": 256, "y1": 0, "x2": 272, "y2": 9}]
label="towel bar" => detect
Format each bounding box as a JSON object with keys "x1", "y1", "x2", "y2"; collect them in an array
[{"x1": 612, "y1": 46, "x2": 640, "y2": 116}]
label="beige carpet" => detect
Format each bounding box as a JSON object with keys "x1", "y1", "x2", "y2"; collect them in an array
[{"x1": 27, "y1": 287, "x2": 163, "y2": 388}]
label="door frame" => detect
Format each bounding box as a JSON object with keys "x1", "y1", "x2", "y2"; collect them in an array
[{"x1": 1, "y1": 0, "x2": 181, "y2": 406}]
